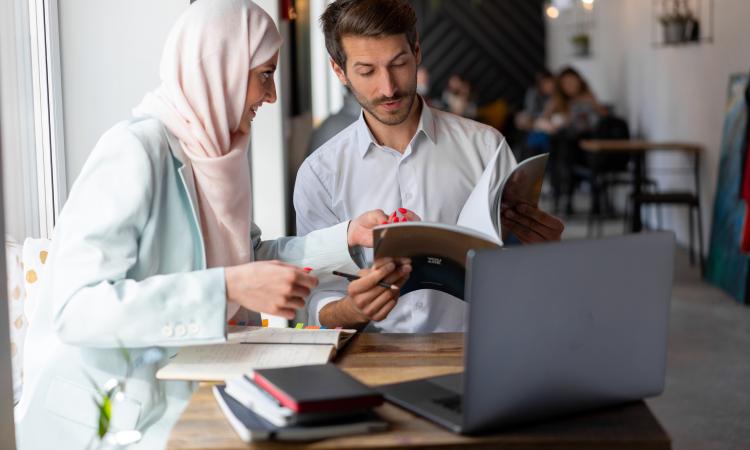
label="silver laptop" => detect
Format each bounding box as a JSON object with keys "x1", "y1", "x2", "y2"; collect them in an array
[{"x1": 378, "y1": 232, "x2": 675, "y2": 434}]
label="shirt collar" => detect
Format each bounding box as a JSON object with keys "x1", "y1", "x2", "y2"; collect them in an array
[{"x1": 354, "y1": 96, "x2": 437, "y2": 158}]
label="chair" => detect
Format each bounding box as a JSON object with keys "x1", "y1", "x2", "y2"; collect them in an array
[
  {"x1": 577, "y1": 116, "x2": 632, "y2": 234},
  {"x1": 631, "y1": 151, "x2": 704, "y2": 274}
]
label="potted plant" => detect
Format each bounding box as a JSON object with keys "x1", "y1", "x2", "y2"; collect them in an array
[
  {"x1": 571, "y1": 33, "x2": 590, "y2": 57},
  {"x1": 659, "y1": 0, "x2": 697, "y2": 44}
]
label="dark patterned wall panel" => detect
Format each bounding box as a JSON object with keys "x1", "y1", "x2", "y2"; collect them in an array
[{"x1": 411, "y1": 0, "x2": 546, "y2": 108}]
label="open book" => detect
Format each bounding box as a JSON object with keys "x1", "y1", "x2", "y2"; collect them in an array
[
  {"x1": 156, "y1": 326, "x2": 356, "y2": 381},
  {"x1": 373, "y1": 151, "x2": 548, "y2": 301}
]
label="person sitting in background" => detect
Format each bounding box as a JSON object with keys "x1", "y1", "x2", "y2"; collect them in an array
[
  {"x1": 536, "y1": 67, "x2": 607, "y2": 214},
  {"x1": 416, "y1": 66, "x2": 438, "y2": 106},
  {"x1": 440, "y1": 74, "x2": 477, "y2": 119},
  {"x1": 516, "y1": 69, "x2": 556, "y2": 131},
  {"x1": 514, "y1": 69, "x2": 556, "y2": 160}
]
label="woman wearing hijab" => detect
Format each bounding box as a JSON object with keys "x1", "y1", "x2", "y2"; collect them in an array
[{"x1": 14, "y1": 1, "x2": 409, "y2": 448}]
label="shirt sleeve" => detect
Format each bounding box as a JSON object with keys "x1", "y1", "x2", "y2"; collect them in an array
[{"x1": 251, "y1": 221, "x2": 359, "y2": 279}]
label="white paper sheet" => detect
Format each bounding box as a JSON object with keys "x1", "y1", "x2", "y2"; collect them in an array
[{"x1": 156, "y1": 343, "x2": 335, "y2": 381}]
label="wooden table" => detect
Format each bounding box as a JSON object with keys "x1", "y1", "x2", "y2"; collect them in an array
[
  {"x1": 167, "y1": 333, "x2": 671, "y2": 450},
  {"x1": 579, "y1": 140, "x2": 703, "y2": 232}
]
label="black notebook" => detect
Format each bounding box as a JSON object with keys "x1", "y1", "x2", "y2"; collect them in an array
[
  {"x1": 213, "y1": 385, "x2": 388, "y2": 442},
  {"x1": 248, "y1": 363, "x2": 384, "y2": 413}
]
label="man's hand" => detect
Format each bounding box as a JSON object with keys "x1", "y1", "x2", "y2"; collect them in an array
[
  {"x1": 225, "y1": 261, "x2": 318, "y2": 320},
  {"x1": 319, "y1": 258, "x2": 411, "y2": 329},
  {"x1": 502, "y1": 203, "x2": 564, "y2": 244}
]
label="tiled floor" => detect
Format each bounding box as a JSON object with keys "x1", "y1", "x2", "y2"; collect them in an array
[{"x1": 560, "y1": 213, "x2": 750, "y2": 450}]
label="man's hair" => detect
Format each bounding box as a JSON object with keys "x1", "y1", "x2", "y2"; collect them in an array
[{"x1": 321, "y1": 0, "x2": 418, "y2": 71}]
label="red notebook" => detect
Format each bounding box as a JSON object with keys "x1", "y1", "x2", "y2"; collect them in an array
[{"x1": 248, "y1": 364, "x2": 383, "y2": 413}]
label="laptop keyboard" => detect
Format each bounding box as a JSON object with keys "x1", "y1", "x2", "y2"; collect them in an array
[{"x1": 433, "y1": 395, "x2": 463, "y2": 414}]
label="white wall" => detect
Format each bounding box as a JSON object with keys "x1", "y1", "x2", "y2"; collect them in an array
[
  {"x1": 58, "y1": 0, "x2": 188, "y2": 190},
  {"x1": 547, "y1": 0, "x2": 750, "y2": 252}
]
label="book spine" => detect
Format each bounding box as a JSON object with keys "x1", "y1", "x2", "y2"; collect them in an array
[{"x1": 251, "y1": 374, "x2": 302, "y2": 412}]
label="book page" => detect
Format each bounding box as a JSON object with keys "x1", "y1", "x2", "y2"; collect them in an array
[
  {"x1": 226, "y1": 326, "x2": 356, "y2": 349},
  {"x1": 156, "y1": 344, "x2": 335, "y2": 381},
  {"x1": 497, "y1": 153, "x2": 549, "y2": 228},
  {"x1": 458, "y1": 150, "x2": 548, "y2": 243},
  {"x1": 456, "y1": 149, "x2": 503, "y2": 243}
]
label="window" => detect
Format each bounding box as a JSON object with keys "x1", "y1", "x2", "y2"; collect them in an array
[{"x1": 1, "y1": 0, "x2": 66, "y2": 243}]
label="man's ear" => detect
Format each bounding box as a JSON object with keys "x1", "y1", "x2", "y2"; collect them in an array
[
  {"x1": 330, "y1": 58, "x2": 348, "y2": 86},
  {"x1": 414, "y1": 35, "x2": 422, "y2": 66}
]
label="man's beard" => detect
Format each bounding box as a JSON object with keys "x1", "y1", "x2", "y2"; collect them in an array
[{"x1": 346, "y1": 80, "x2": 418, "y2": 126}]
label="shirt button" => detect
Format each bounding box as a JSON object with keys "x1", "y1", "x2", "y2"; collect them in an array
[
  {"x1": 188, "y1": 323, "x2": 200, "y2": 335},
  {"x1": 175, "y1": 324, "x2": 187, "y2": 337},
  {"x1": 162, "y1": 325, "x2": 173, "y2": 337}
]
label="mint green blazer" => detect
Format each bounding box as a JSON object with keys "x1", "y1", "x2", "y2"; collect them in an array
[{"x1": 14, "y1": 118, "x2": 358, "y2": 450}]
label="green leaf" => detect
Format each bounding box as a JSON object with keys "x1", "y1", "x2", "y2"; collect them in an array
[{"x1": 98, "y1": 395, "x2": 112, "y2": 439}]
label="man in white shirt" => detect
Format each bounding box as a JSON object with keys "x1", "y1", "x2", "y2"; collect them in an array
[{"x1": 294, "y1": 0, "x2": 564, "y2": 332}]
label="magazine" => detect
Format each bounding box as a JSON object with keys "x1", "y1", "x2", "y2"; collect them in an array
[{"x1": 372, "y1": 152, "x2": 548, "y2": 300}]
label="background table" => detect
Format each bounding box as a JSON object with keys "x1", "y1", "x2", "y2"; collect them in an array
[{"x1": 579, "y1": 139, "x2": 702, "y2": 233}]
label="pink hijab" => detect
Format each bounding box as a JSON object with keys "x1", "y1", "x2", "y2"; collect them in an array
[{"x1": 134, "y1": 0, "x2": 282, "y2": 319}]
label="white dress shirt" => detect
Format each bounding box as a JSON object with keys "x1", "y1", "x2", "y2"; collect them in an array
[{"x1": 294, "y1": 100, "x2": 516, "y2": 332}]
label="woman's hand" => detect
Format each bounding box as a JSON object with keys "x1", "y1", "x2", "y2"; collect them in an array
[
  {"x1": 348, "y1": 208, "x2": 422, "y2": 248},
  {"x1": 225, "y1": 261, "x2": 318, "y2": 320},
  {"x1": 348, "y1": 210, "x2": 387, "y2": 248},
  {"x1": 382, "y1": 207, "x2": 421, "y2": 224}
]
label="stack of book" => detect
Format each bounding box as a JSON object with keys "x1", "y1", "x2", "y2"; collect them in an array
[{"x1": 214, "y1": 363, "x2": 388, "y2": 442}]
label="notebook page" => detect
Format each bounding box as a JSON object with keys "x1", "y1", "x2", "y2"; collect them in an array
[
  {"x1": 156, "y1": 344, "x2": 335, "y2": 381},
  {"x1": 227, "y1": 327, "x2": 356, "y2": 349}
]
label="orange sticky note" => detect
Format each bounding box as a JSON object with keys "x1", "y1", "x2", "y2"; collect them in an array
[
  {"x1": 261, "y1": 319, "x2": 268, "y2": 327},
  {"x1": 305, "y1": 326, "x2": 320, "y2": 329}
]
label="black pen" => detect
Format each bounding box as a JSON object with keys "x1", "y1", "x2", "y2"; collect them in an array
[{"x1": 332, "y1": 270, "x2": 400, "y2": 290}]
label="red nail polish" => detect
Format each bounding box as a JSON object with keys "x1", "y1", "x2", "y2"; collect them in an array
[
  {"x1": 303, "y1": 267, "x2": 313, "y2": 272},
  {"x1": 395, "y1": 217, "x2": 401, "y2": 223},
  {"x1": 398, "y1": 207, "x2": 407, "y2": 214},
  {"x1": 391, "y1": 211, "x2": 397, "y2": 219},
  {"x1": 381, "y1": 221, "x2": 388, "y2": 225}
]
